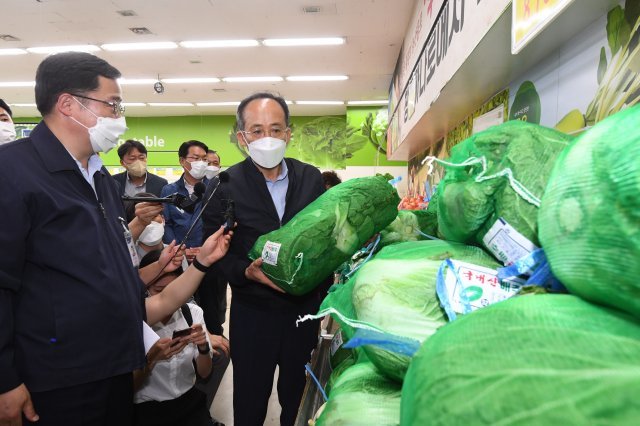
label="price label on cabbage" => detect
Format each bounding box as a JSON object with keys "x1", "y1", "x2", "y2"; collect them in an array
[
  {"x1": 482, "y1": 218, "x2": 538, "y2": 265},
  {"x1": 261, "y1": 241, "x2": 282, "y2": 266},
  {"x1": 330, "y1": 330, "x2": 344, "y2": 357},
  {"x1": 444, "y1": 260, "x2": 525, "y2": 315}
]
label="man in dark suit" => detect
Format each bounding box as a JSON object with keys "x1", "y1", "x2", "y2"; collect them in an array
[{"x1": 112, "y1": 139, "x2": 168, "y2": 197}]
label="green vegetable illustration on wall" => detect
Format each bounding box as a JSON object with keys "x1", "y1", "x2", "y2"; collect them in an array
[
  {"x1": 509, "y1": 81, "x2": 541, "y2": 124},
  {"x1": 361, "y1": 109, "x2": 389, "y2": 154},
  {"x1": 556, "y1": 1, "x2": 640, "y2": 133}
]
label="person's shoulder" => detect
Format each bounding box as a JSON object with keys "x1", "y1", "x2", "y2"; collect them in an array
[
  {"x1": 111, "y1": 171, "x2": 126, "y2": 180},
  {"x1": 186, "y1": 302, "x2": 204, "y2": 317},
  {"x1": 0, "y1": 137, "x2": 35, "y2": 169},
  {"x1": 147, "y1": 172, "x2": 168, "y2": 185},
  {"x1": 286, "y1": 157, "x2": 321, "y2": 176}
]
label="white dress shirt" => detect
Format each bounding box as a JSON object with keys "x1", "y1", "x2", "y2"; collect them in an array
[{"x1": 134, "y1": 303, "x2": 211, "y2": 403}]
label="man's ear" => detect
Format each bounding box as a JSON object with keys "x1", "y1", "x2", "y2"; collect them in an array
[
  {"x1": 236, "y1": 132, "x2": 248, "y2": 148},
  {"x1": 56, "y1": 93, "x2": 75, "y2": 117}
]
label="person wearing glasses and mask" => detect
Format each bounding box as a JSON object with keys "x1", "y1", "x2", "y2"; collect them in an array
[
  {"x1": 161, "y1": 140, "x2": 210, "y2": 263},
  {"x1": 0, "y1": 52, "x2": 233, "y2": 425},
  {"x1": 0, "y1": 99, "x2": 17, "y2": 145},
  {"x1": 201, "y1": 92, "x2": 330, "y2": 426},
  {"x1": 113, "y1": 139, "x2": 168, "y2": 197}
]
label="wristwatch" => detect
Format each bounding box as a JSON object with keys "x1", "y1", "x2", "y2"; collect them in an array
[{"x1": 197, "y1": 343, "x2": 210, "y2": 355}]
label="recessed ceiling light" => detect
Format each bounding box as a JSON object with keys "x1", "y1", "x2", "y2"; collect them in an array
[
  {"x1": 0, "y1": 48, "x2": 27, "y2": 56},
  {"x1": 118, "y1": 78, "x2": 158, "y2": 85},
  {"x1": 286, "y1": 75, "x2": 348, "y2": 82},
  {"x1": 122, "y1": 103, "x2": 147, "y2": 107},
  {"x1": 147, "y1": 102, "x2": 194, "y2": 107},
  {"x1": 262, "y1": 37, "x2": 345, "y2": 47},
  {"x1": 0, "y1": 81, "x2": 36, "y2": 87},
  {"x1": 10, "y1": 103, "x2": 37, "y2": 107},
  {"x1": 180, "y1": 40, "x2": 259, "y2": 48},
  {"x1": 295, "y1": 100, "x2": 344, "y2": 105},
  {"x1": 347, "y1": 100, "x2": 389, "y2": 105},
  {"x1": 222, "y1": 76, "x2": 284, "y2": 83},
  {"x1": 101, "y1": 42, "x2": 178, "y2": 51},
  {"x1": 162, "y1": 77, "x2": 221, "y2": 84},
  {"x1": 196, "y1": 102, "x2": 241, "y2": 106},
  {"x1": 26, "y1": 45, "x2": 101, "y2": 54}
]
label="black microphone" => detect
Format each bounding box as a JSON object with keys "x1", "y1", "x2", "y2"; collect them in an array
[{"x1": 178, "y1": 181, "x2": 206, "y2": 213}]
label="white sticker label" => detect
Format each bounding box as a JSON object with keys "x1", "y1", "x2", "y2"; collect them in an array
[
  {"x1": 482, "y1": 218, "x2": 538, "y2": 266},
  {"x1": 261, "y1": 241, "x2": 282, "y2": 266},
  {"x1": 444, "y1": 260, "x2": 525, "y2": 315},
  {"x1": 330, "y1": 330, "x2": 344, "y2": 357}
]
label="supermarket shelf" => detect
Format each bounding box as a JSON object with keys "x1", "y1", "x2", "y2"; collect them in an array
[{"x1": 388, "y1": 0, "x2": 619, "y2": 161}]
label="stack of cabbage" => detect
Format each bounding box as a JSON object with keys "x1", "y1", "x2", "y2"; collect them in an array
[
  {"x1": 249, "y1": 175, "x2": 399, "y2": 295},
  {"x1": 401, "y1": 294, "x2": 640, "y2": 425},
  {"x1": 435, "y1": 120, "x2": 571, "y2": 246},
  {"x1": 379, "y1": 207, "x2": 438, "y2": 247},
  {"x1": 539, "y1": 105, "x2": 640, "y2": 317}
]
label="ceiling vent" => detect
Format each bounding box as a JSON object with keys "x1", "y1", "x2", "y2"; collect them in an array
[
  {"x1": 213, "y1": 88, "x2": 226, "y2": 93},
  {"x1": 129, "y1": 27, "x2": 153, "y2": 35},
  {"x1": 302, "y1": 4, "x2": 337, "y2": 15},
  {"x1": 303, "y1": 6, "x2": 322, "y2": 14},
  {"x1": 117, "y1": 10, "x2": 138, "y2": 17},
  {"x1": 0, "y1": 34, "x2": 21, "y2": 42}
]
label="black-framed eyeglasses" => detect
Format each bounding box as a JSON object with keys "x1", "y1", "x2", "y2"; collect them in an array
[{"x1": 70, "y1": 93, "x2": 125, "y2": 117}]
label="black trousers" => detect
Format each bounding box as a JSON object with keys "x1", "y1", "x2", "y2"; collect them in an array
[
  {"x1": 25, "y1": 373, "x2": 133, "y2": 426},
  {"x1": 133, "y1": 386, "x2": 212, "y2": 426},
  {"x1": 230, "y1": 301, "x2": 319, "y2": 426},
  {"x1": 196, "y1": 271, "x2": 228, "y2": 335}
]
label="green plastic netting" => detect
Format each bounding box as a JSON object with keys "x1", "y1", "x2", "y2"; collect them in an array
[
  {"x1": 351, "y1": 240, "x2": 499, "y2": 382},
  {"x1": 316, "y1": 361, "x2": 402, "y2": 426},
  {"x1": 400, "y1": 294, "x2": 640, "y2": 425},
  {"x1": 379, "y1": 209, "x2": 439, "y2": 247},
  {"x1": 433, "y1": 120, "x2": 572, "y2": 247},
  {"x1": 539, "y1": 106, "x2": 640, "y2": 318},
  {"x1": 249, "y1": 176, "x2": 399, "y2": 295}
]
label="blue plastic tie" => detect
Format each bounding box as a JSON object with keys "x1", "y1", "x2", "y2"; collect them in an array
[
  {"x1": 497, "y1": 248, "x2": 545, "y2": 279},
  {"x1": 305, "y1": 363, "x2": 328, "y2": 402},
  {"x1": 436, "y1": 259, "x2": 471, "y2": 321},
  {"x1": 344, "y1": 329, "x2": 421, "y2": 357},
  {"x1": 345, "y1": 234, "x2": 381, "y2": 279},
  {"x1": 388, "y1": 176, "x2": 402, "y2": 186},
  {"x1": 415, "y1": 229, "x2": 440, "y2": 240}
]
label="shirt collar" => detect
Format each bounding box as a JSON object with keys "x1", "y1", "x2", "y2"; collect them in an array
[{"x1": 265, "y1": 159, "x2": 288, "y2": 183}]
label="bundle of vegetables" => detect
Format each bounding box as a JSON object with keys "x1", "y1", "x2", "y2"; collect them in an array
[
  {"x1": 325, "y1": 345, "x2": 368, "y2": 396},
  {"x1": 316, "y1": 361, "x2": 402, "y2": 426},
  {"x1": 401, "y1": 294, "x2": 640, "y2": 425},
  {"x1": 249, "y1": 176, "x2": 399, "y2": 295},
  {"x1": 379, "y1": 209, "x2": 438, "y2": 247},
  {"x1": 539, "y1": 105, "x2": 640, "y2": 317},
  {"x1": 433, "y1": 120, "x2": 572, "y2": 247},
  {"x1": 351, "y1": 240, "x2": 500, "y2": 382}
]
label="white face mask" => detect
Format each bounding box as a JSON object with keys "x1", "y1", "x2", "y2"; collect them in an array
[
  {"x1": 0, "y1": 121, "x2": 16, "y2": 145},
  {"x1": 71, "y1": 97, "x2": 128, "y2": 154},
  {"x1": 245, "y1": 136, "x2": 286, "y2": 169},
  {"x1": 204, "y1": 165, "x2": 220, "y2": 180},
  {"x1": 188, "y1": 160, "x2": 208, "y2": 180},
  {"x1": 138, "y1": 220, "x2": 164, "y2": 246}
]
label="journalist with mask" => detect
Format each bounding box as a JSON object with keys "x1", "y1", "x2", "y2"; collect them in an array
[
  {"x1": 0, "y1": 99, "x2": 17, "y2": 145},
  {"x1": 113, "y1": 139, "x2": 168, "y2": 197},
  {"x1": 0, "y1": 52, "x2": 232, "y2": 425},
  {"x1": 201, "y1": 92, "x2": 329, "y2": 426}
]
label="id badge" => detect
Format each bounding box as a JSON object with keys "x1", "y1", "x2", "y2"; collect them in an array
[{"x1": 119, "y1": 217, "x2": 140, "y2": 267}]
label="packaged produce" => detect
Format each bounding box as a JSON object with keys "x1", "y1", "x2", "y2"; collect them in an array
[
  {"x1": 249, "y1": 176, "x2": 399, "y2": 295},
  {"x1": 401, "y1": 294, "x2": 640, "y2": 425},
  {"x1": 539, "y1": 105, "x2": 640, "y2": 318},
  {"x1": 431, "y1": 120, "x2": 572, "y2": 247},
  {"x1": 316, "y1": 361, "x2": 401, "y2": 426}
]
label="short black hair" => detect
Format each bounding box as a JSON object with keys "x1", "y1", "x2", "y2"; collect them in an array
[
  {"x1": 322, "y1": 171, "x2": 342, "y2": 188},
  {"x1": 207, "y1": 149, "x2": 220, "y2": 162},
  {"x1": 178, "y1": 140, "x2": 209, "y2": 158},
  {"x1": 35, "y1": 52, "x2": 121, "y2": 116},
  {"x1": 236, "y1": 92, "x2": 289, "y2": 130},
  {"x1": 117, "y1": 139, "x2": 147, "y2": 160},
  {"x1": 0, "y1": 99, "x2": 12, "y2": 117}
]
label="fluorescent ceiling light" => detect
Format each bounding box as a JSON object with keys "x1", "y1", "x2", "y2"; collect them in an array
[
  {"x1": 0, "y1": 48, "x2": 28, "y2": 56},
  {"x1": 286, "y1": 75, "x2": 348, "y2": 82},
  {"x1": 118, "y1": 78, "x2": 158, "y2": 85},
  {"x1": 26, "y1": 45, "x2": 101, "y2": 54},
  {"x1": 0, "y1": 81, "x2": 35, "y2": 87},
  {"x1": 163, "y1": 77, "x2": 221, "y2": 84},
  {"x1": 147, "y1": 102, "x2": 193, "y2": 107},
  {"x1": 122, "y1": 103, "x2": 147, "y2": 107},
  {"x1": 180, "y1": 40, "x2": 259, "y2": 48},
  {"x1": 10, "y1": 103, "x2": 37, "y2": 107},
  {"x1": 347, "y1": 100, "x2": 389, "y2": 105},
  {"x1": 101, "y1": 42, "x2": 178, "y2": 51},
  {"x1": 295, "y1": 100, "x2": 344, "y2": 105},
  {"x1": 263, "y1": 37, "x2": 345, "y2": 47},
  {"x1": 196, "y1": 102, "x2": 241, "y2": 106},
  {"x1": 222, "y1": 76, "x2": 283, "y2": 83}
]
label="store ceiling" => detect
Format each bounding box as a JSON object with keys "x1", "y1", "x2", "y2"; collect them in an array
[{"x1": 0, "y1": 0, "x2": 415, "y2": 117}]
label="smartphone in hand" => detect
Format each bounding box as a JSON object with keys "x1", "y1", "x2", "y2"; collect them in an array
[{"x1": 171, "y1": 327, "x2": 194, "y2": 346}]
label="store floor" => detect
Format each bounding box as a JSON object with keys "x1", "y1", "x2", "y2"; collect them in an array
[{"x1": 210, "y1": 287, "x2": 282, "y2": 426}]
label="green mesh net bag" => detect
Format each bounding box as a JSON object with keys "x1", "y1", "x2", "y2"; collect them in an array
[
  {"x1": 429, "y1": 120, "x2": 572, "y2": 247},
  {"x1": 316, "y1": 361, "x2": 402, "y2": 426},
  {"x1": 400, "y1": 294, "x2": 640, "y2": 426},
  {"x1": 539, "y1": 106, "x2": 640, "y2": 318},
  {"x1": 351, "y1": 240, "x2": 499, "y2": 382},
  {"x1": 379, "y1": 209, "x2": 439, "y2": 247},
  {"x1": 249, "y1": 176, "x2": 399, "y2": 295}
]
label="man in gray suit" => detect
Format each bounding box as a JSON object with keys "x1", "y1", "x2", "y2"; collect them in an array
[{"x1": 113, "y1": 139, "x2": 168, "y2": 197}]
